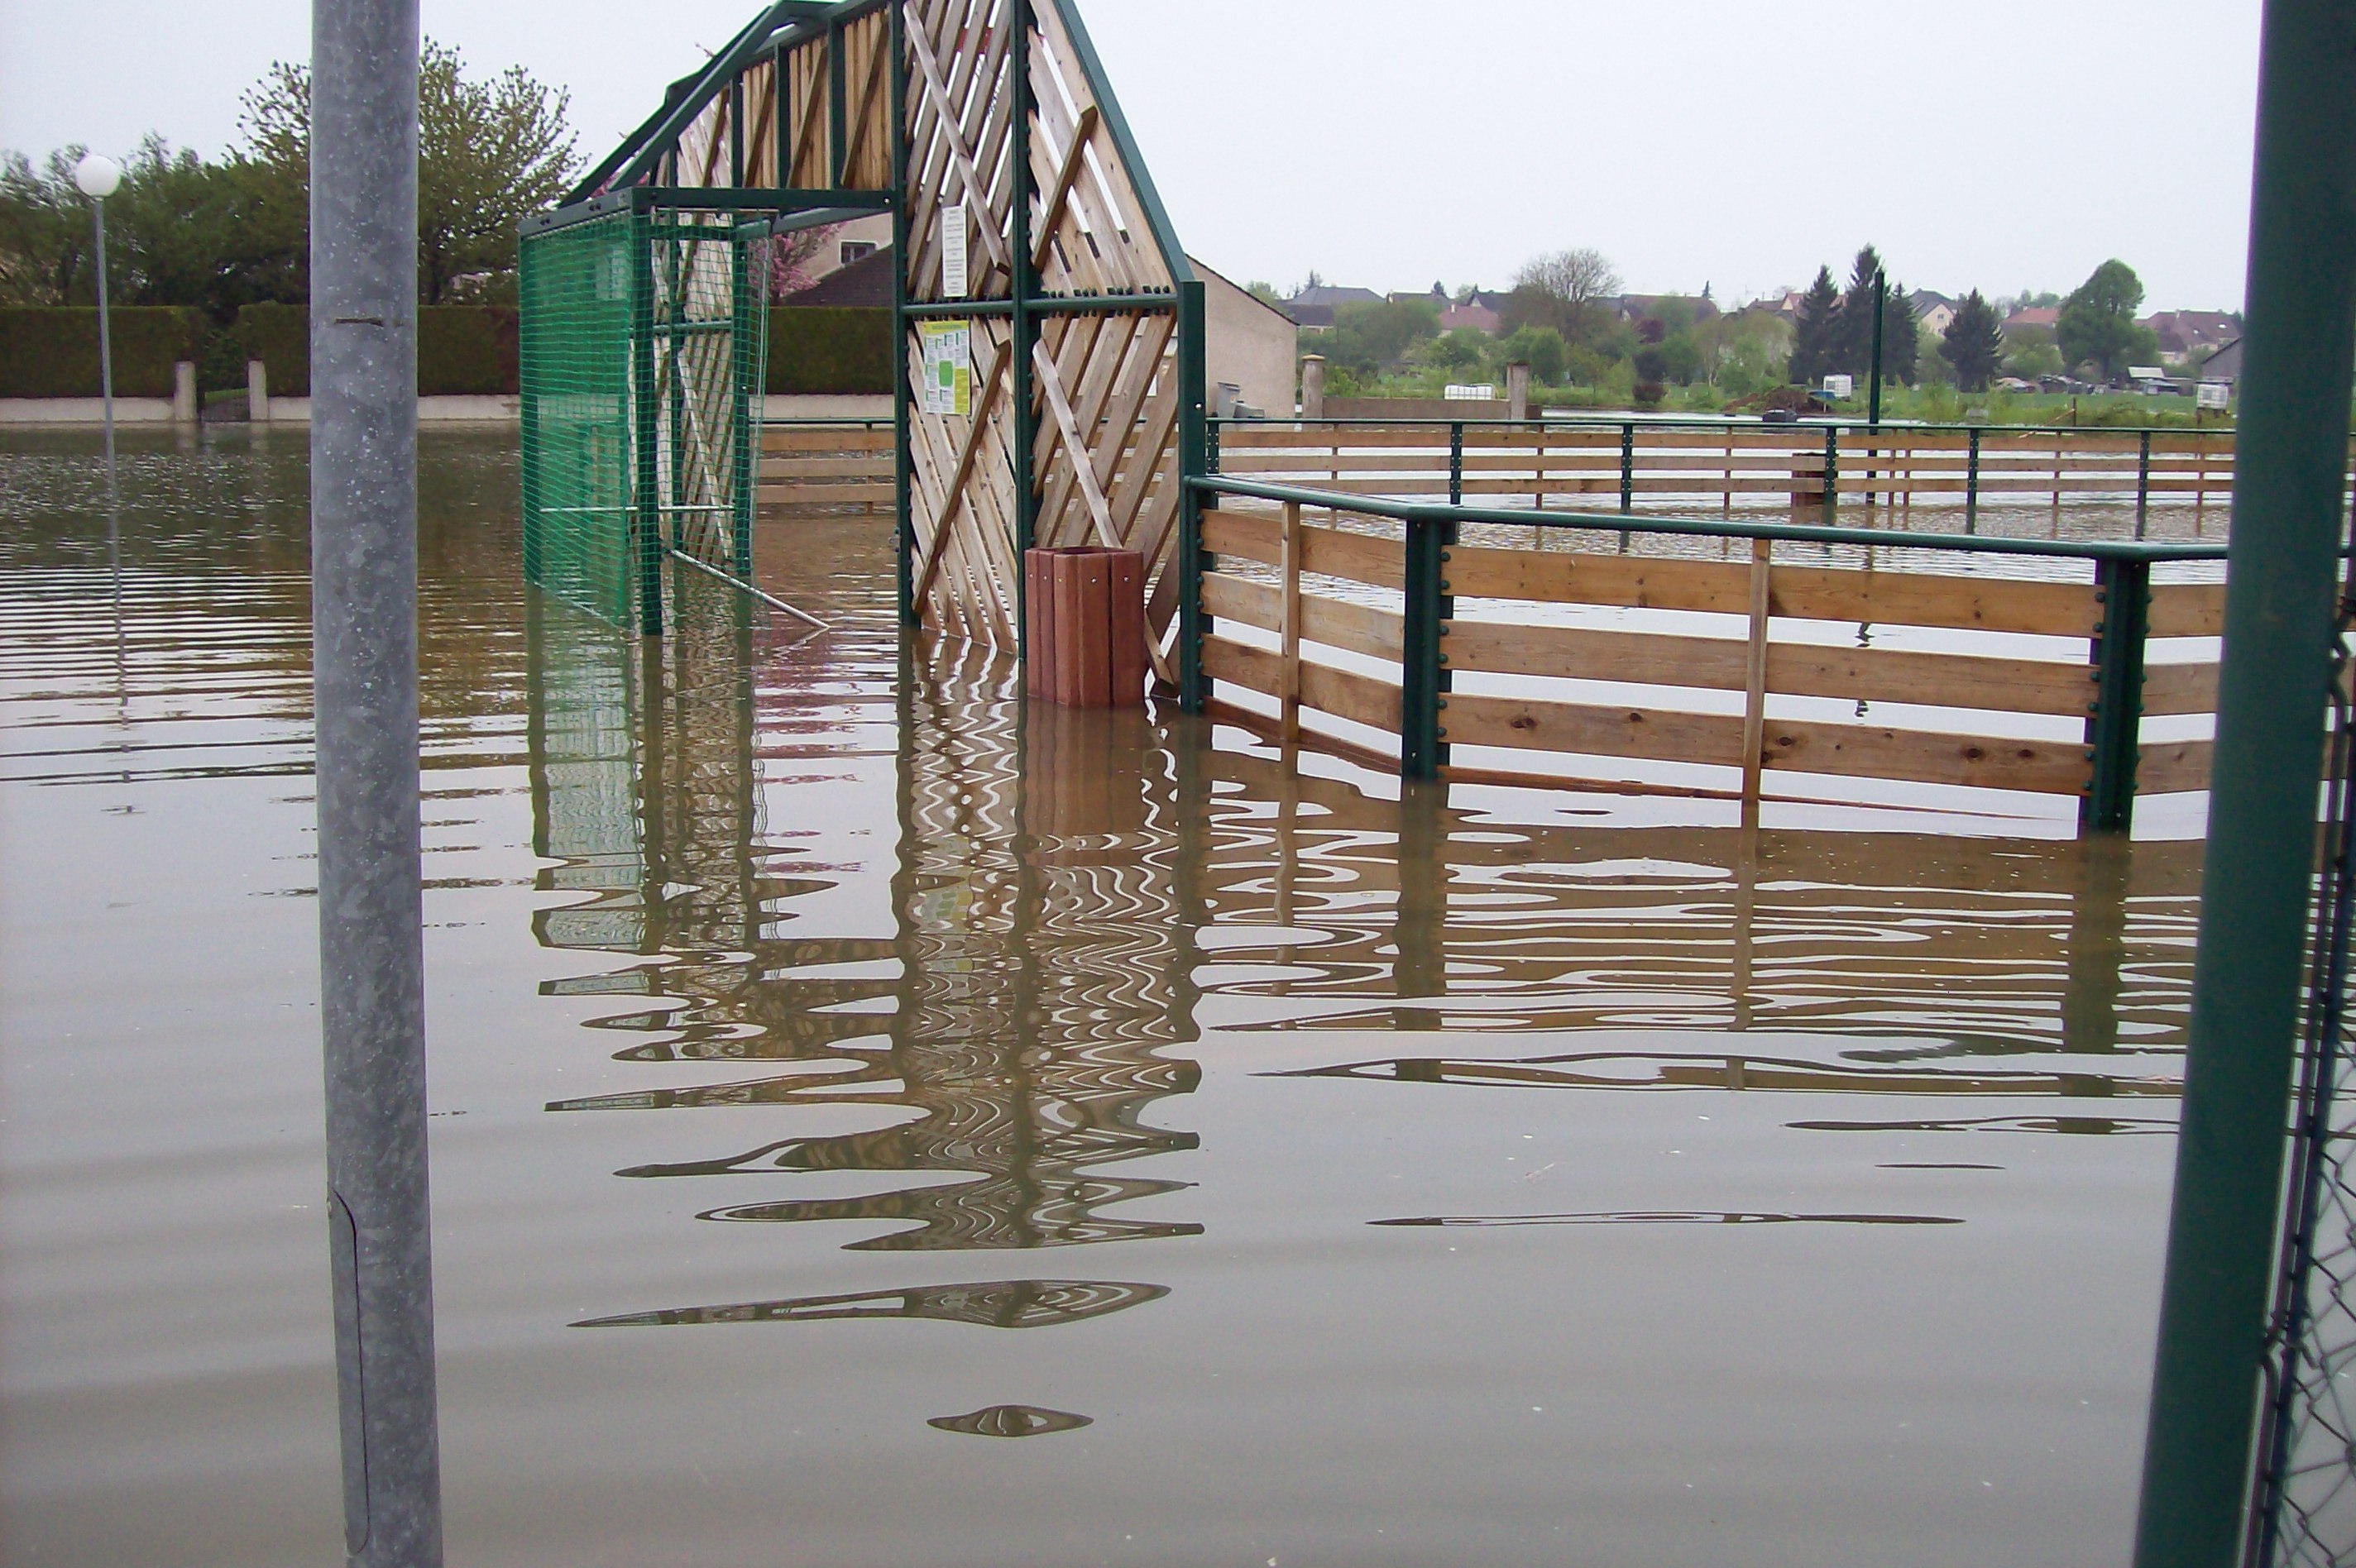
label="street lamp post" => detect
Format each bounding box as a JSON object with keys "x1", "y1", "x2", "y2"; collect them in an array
[{"x1": 74, "y1": 154, "x2": 122, "y2": 501}]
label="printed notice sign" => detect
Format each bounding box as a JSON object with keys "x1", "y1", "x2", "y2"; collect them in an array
[
  {"x1": 919, "y1": 319, "x2": 973, "y2": 417},
  {"x1": 941, "y1": 201, "x2": 970, "y2": 299}
]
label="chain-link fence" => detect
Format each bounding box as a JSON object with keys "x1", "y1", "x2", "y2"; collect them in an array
[
  {"x1": 2251, "y1": 570, "x2": 2356, "y2": 1567},
  {"x1": 520, "y1": 205, "x2": 771, "y2": 632}
]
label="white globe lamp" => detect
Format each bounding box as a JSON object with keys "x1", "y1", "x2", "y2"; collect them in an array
[{"x1": 74, "y1": 154, "x2": 121, "y2": 199}]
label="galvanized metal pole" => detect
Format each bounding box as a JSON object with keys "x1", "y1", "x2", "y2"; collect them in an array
[
  {"x1": 91, "y1": 200, "x2": 117, "y2": 498},
  {"x1": 311, "y1": 0, "x2": 443, "y2": 1561},
  {"x1": 2132, "y1": 2, "x2": 2356, "y2": 1564}
]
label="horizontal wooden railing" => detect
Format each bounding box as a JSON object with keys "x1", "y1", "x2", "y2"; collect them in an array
[
  {"x1": 757, "y1": 419, "x2": 895, "y2": 519},
  {"x1": 1210, "y1": 417, "x2": 2336, "y2": 536},
  {"x1": 1183, "y1": 476, "x2": 2232, "y2": 831}
]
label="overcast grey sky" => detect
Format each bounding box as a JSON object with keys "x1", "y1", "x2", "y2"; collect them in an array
[{"x1": 2, "y1": 1, "x2": 2261, "y2": 310}]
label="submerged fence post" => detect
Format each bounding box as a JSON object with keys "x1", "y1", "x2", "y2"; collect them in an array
[
  {"x1": 1399, "y1": 514, "x2": 1450, "y2": 780},
  {"x1": 2082, "y1": 556, "x2": 2150, "y2": 834},
  {"x1": 2133, "y1": 0, "x2": 2356, "y2": 1561},
  {"x1": 1966, "y1": 427, "x2": 1982, "y2": 534},
  {"x1": 2138, "y1": 428, "x2": 2153, "y2": 541},
  {"x1": 311, "y1": 0, "x2": 444, "y2": 1561}
]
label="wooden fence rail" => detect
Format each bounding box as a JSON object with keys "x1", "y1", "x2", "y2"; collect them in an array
[
  {"x1": 758, "y1": 419, "x2": 896, "y2": 519},
  {"x1": 1187, "y1": 477, "x2": 2228, "y2": 832},
  {"x1": 1211, "y1": 418, "x2": 2354, "y2": 535}
]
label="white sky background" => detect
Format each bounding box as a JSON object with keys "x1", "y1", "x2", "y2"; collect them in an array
[{"x1": 2, "y1": 0, "x2": 2260, "y2": 311}]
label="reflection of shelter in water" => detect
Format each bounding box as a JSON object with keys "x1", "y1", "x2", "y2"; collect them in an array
[{"x1": 526, "y1": 595, "x2": 1203, "y2": 1254}]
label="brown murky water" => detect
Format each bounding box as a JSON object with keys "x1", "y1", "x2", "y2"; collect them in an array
[{"x1": 2, "y1": 427, "x2": 2191, "y2": 1566}]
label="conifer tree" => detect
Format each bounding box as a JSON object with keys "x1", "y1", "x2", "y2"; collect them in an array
[
  {"x1": 1789, "y1": 265, "x2": 1841, "y2": 387},
  {"x1": 1939, "y1": 290, "x2": 2005, "y2": 392}
]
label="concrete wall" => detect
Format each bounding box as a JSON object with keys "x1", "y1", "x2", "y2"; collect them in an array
[{"x1": 1195, "y1": 259, "x2": 1299, "y2": 418}]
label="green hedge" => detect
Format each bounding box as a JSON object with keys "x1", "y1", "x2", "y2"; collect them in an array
[
  {"x1": 234, "y1": 304, "x2": 521, "y2": 397},
  {"x1": 769, "y1": 306, "x2": 891, "y2": 394},
  {"x1": 237, "y1": 304, "x2": 308, "y2": 396},
  {"x1": 0, "y1": 308, "x2": 200, "y2": 398}
]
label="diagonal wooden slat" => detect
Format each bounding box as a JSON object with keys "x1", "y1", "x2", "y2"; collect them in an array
[
  {"x1": 906, "y1": 5, "x2": 1015, "y2": 276},
  {"x1": 913, "y1": 336, "x2": 1015, "y2": 607}
]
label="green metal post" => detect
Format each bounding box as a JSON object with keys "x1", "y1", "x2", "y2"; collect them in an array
[
  {"x1": 772, "y1": 43, "x2": 788, "y2": 187},
  {"x1": 1619, "y1": 421, "x2": 1635, "y2": 512},
  {"x1": 889, "y1": 0, "x2": 914, "y2": 626},
  {"x1": 1401, "y1": 515, "x2": 1449, "y2": 779},
  {"x1": 729, "y1": 79, "x2": 745, "y2": 189},
  {"x1": 1011, "y1": 0, "x2": 1037, "y2": 659},
  {"x1": 826, "y1": 19, "x2": 847, "y2": 189},
  {"x1": 730, "y1": 228, "x2": 754, "y2": 581},
  {"x1": 1177, "y1": 280, "x2": 1209, "y2": 710},
  {"x1": 1449, "y1": 421, "x2": 1464, "y2": 505},
  {"x1": 631, "y1": 215, "x2": 663, "y2": 637},
  {"x1": 1966, "y1": 427, "x2": 1982, "y2": 534},
  {"x1": 2133, "y1": 2, "x2": 2356, "y2": 1563},
  {"x1": 1824, "y1": 425, "x2": 1841, "y2": 527},
  {"x1": 2138, "y1": 428, "x2": 2153, "y2": 541},
  {"x1": 2082, "y1": 556, "x2": 2150, "y2": 834}
]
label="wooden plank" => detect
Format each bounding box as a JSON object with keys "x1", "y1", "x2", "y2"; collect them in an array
[
  {"x1": 2144, "y1": 661, "x2": 2220, "y2": 715},
  {"x1": 1444, "y1": 691, "x2": 1745, "y2": 767},
  {"x1": 2149, "y1": 582, "x2": 2226, "y2": 638},
  {"x1": 763, "y1": 428, "x2": 896, "y2": 452},
  {"x1": 1767, "y1": 643, "x2": 2098, "y2": 717},
  {"x1": 2138, "y1": 739, "x2": 2215, "y2": 794},
  {"x1": 1280, "y1": 503, "x2": 1302, "y2": 742},
  {"x1": 1444, "y1": 619, "x2": 1748, "y2": 689},
  {"x1": 1202, "y1": 570, "x2": 1279, "y2": 630},
  {"x1": 1299, "y1": 525, "x2": 1406, "y2": 590},
  {"x1": 1203, "y1": 507, "x2": 1282, "y2": 565},
  {"x1": 1203, "y1": 635, "x2": 1403, "y2": 734},
  {"x1": 1758, "y1": 718, "x2": 2093, "y2": 794},
  {"x1": 1301, "y1": 594, "x2": 1404, "y2": 661},
  {"x1": 758, "y1": 457, "x2": 895, "y2": 479},
  {"x1": 1768, "y1": 566, "x2": 2102, "y2": 638},
  {"x1": 753, "y1": 482, "x2": 895, "y2": 504},
  {"x1": 1447, "y1": 545, "x2": 1752, "y2": 614}
]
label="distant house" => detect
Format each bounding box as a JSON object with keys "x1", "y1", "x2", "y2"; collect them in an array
[
  {"x1": 1613, "y1": 292, "x2": 1719, "y2": 324},
  {"x1": 1440, "y1": 296, "x2": 1501, "y2": 333},
  {"x1": 2004, "y1": 305, "x2": 2061, "y2": 337},
  {"x1": 2143, "y1": 309, "x2": 2241, "y2": 365},
  {"x1": 1909, "y1": 290, "x2": 1957, "y2": 337},
  {"x1": 1282, "y1": 284, "x2": 1383, "y2": 328},
  {"x1": 779, "y1": 244, "x2": 893, "y2": 307},
  {"x1": 2201, "y1": 337, "x2": 2244, "y2": 385}
]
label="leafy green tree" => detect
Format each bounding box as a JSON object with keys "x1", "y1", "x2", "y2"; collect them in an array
[
  {"x1": 1317, "y1": 296, "x2": 1439, "y2": 376},
  {"x1": 238, "y1": 39, "x2": 578, "y2": 303},
  {"x1": 1494, "y1": 324, "x2": 1568, "y2": 384},
  {"x1": 1415, "y1": 326, "x2": 1492, "y2": 375},
  {"x1": 1500, "y1": 246, "x2": 1621, "y2": 348},
  {"x1": 2057, "y1": 259, "x2": 2159, "y2": 381},
  {"x1": 1788, "y1": 265, "x2": 1841, "y2": 386},
  {"x1": 1938, "y1": 289, "x2": 2004, "y2": 391},
  {"x1": 2004, "y1": 324, "x2": 2065, "y2": 381}
]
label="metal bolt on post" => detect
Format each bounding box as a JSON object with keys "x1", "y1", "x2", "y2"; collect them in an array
[{"x1": 311, "y1": 0, "x2": 444, "y2": 1561}]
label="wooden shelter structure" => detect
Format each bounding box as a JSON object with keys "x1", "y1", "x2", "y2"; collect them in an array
[{"x1": 520, "y1": 0, "x2": 1206, "y2": 682}]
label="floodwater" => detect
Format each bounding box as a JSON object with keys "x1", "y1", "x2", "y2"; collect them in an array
[{"x1": 2, "y1": 428, "x2": 2192, "y2": 1566}]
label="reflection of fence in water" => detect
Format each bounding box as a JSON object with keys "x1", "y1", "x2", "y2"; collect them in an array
[
  {"x1": 527, "y1": 610, "x2": 1202, "y2": 1255},
  {"x1": 1193, "y1": 744, "x2": 2197, "y2": 1070}
]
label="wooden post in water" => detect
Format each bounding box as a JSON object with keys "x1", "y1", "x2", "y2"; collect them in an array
[
  {"x1": 1278, "y1": 503, "x2": 1301, "y2": 746},
  {"x1": 1740, "y1": 537, "x2": 1773, "y2": 823}
]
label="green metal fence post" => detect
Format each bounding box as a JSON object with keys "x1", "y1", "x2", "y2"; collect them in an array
[
  {"x1": 730, "y1": 227, "x2": 754, "y2": 581},
  {"x1": 1400, "y1": 514, "x2": 1450, "y2": 780},
  {"x1": 2082, "y1": 556, "x2": 2150, "y2": 834},
  {"x1": 1011, "y1": 0, "x2": 1037, "y2": 660},
  {"x1": 826, "y1": 17, "x2": 847, "y2": 190},
  {"x1": 2133, "y1": 1, "x2": 2356, "y2": 1561},
  {"x1": 1619, "y1": 420, "x2": 1635, "y2": 512},
  {"x1": 2138, "y1": 428, "x2": 2153, "y2": 541},
  {"x1": 1966, "y1": 427, "x2": 1982, "y2": 535},
  {"x1": 1449, "y1": 421, "x2": 1464, "y2": 506},
  {"x1": 631, "y1": 210, "x2": 663, "y2": 637},
  {"x1": 889, "y1": 0, "x2": 914, "y2": 627},
  {"x1": 1824, "y1": 425, "x2": 1841, "y2": 528},
  {"x1": 1177, "y1": 279, "x2": 1209, "y2": 711}
]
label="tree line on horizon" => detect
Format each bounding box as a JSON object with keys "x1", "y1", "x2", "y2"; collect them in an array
[{"x1": 1276, "y1": 244, "x2": 2193, "y2": 406}]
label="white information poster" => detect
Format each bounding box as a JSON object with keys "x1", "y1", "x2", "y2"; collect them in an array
[
  {"x1": 919, "y1": 319, "x2": 973, "y2": 417},
  {"x1": 941, "y1": 201, "x2": 970, "y2": 299}
]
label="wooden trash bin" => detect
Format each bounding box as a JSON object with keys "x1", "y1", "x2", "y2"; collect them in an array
[{"x1": 1023, "y1": 547, "x2": 1147, "y2": 708}]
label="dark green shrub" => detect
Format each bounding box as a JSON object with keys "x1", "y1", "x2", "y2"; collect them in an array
[
  {"x1": 419, "y1": 306, "x2": 518, "y2": 394},
  {"x1": 0, "y1": 307, "x2": 201, "y2": 397},
  {"x1": 236, "y1": 303, "x2": 309, "y2": 396},
  {"x1": 769, "y1": 306, "x2": 891, "y2": 394}
]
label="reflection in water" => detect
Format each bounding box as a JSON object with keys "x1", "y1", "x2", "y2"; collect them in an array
[
  {"x1": 526, "y1": 586, "x2": 1203, "y2": 1312},
  {"x1": 927, "y1": 1404, "x2": 1094, "y2": 1438},
  {"x1": 573, "y1": 1278, "x2": 1167, "y2": 1330},
  {"x1": 1286, "y1": 1050, "x2": 2179, "y2": 1099},
  {"x1": 1790, "y1": 1114, "x2": 2174, "y2": 1135},
  {"x1": 1372, "y1": 1211, "x2": 1964, "y2": 1228}
]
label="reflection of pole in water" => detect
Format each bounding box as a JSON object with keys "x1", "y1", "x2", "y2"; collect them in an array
[
  {"x1": 309, "y1": 0, "x2": 443, "y2": 1559},
  {"x1": 1393, "y1": 779, "x2": 1448, "y2": 1028},
  {"x1": 2062, "y1": 831, "x2": 2133, "y2": 1055}
]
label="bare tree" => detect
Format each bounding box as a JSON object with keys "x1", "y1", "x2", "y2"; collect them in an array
[{"x1": 1513, "y1": 247, "x2": 1621, "y2": 307}]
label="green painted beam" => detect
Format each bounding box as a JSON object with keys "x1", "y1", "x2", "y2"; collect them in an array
[{"x1": 2132, "y1": 2, "x2": 2356, "y2": 1562}]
